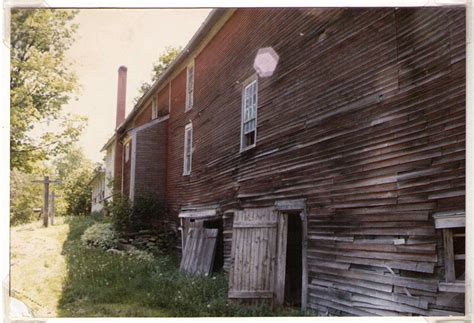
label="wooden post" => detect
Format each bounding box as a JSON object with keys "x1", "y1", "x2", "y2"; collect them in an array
[
  {"x1": 274, "y1": 212, "x2": 288, "y2": 308},
  {"x1": 32, "y1": 176, "x2": 61, "y2": 228},
  {"x1": 50, "y1": 191, "x2": 55, "y2": 225},
  {"x1": 43, "y1": 176, "x2": 49, "y2": 227}
]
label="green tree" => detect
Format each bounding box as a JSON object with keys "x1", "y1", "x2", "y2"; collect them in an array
[
  {"x1": 53, "y1": 146, "x2": 95, "y2": 216},
  {"x1": 133, "y1": 46, "x2": 181, "y2": 104},
  {"x1": 10, "y1": 8, "x2": 86, "y2": 172},
  {"x1": 10, "y1": 167, "x2": 48, "y2": 225}
]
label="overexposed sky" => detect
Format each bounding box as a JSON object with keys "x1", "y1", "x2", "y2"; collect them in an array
[{"x1": 64, "y1": 9, "x2": 212, "y2": 162}]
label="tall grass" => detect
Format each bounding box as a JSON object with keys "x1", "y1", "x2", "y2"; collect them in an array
[{"x1": 58, "y1": 216, "x2": 306, "y2": 317}]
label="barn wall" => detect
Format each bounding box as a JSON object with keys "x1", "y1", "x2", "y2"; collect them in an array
[
  {"x1": 134, "y1": 120, "x2": 168, "y2": 202},
  {"x1": 133, "y1": 103, "x2": 153, "y2": 128},
  {"x1": 162, "y1": 7, "x2": 465, "y2": 316}
]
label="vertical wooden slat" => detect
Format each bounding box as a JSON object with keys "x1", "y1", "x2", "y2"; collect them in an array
[
  {"x1": 180, "y1": 228, "x2": 218, "y2": 276},
  {"x1": 228, "y1": 208, "x2": 278, "y2": 300},
  {"x1": 443, "y1": 229, "x2": 455, "y2": 282},
  {"x1": 274, "y1": 213, "x2": 288, "y2": 306}
]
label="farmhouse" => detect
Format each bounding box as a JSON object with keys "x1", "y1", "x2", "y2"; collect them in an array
[
  {"x1": 90, "y1": 169, "x2": 105, "y2": 214},
  {"x1": 102, "y1": 8, "x2": 465, "y2": 316}
]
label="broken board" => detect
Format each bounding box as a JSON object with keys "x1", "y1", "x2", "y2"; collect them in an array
[{"x1": 180, "y1": 228, "x2": 218, "y2": 276}]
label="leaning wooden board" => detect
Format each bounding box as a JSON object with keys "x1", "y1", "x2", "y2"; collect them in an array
[{"x1": 180, "y1": 228, "x2": 218, "y2": 276}]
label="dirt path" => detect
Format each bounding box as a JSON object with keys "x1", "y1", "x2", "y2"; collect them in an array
[{"x1": 10, "y1": 219, "x2": 69, "y2": 317}]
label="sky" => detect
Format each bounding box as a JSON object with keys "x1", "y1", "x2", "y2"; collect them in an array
[{"x1": 63, "y1": 9, "x2": 212, "y2": 162}]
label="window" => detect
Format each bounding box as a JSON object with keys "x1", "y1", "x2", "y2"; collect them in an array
[
  {"x1": 185, "y1": 62, "x2": 194, "y2": 111},
  {"x1": 183, "y1": 123, "x2": 192, "y2": 175},
  {"x1": 152, "y1": 95, "x2": 158, "y2": 119},
  {"x1": 241, "y1": 79, "x2": 258, "y2": 151},
  {"x1": 124, "y1": 142, "x2": 130, "y2": 163}
]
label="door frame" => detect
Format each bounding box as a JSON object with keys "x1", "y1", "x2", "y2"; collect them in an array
[{"x1": 274, "y1": 199, "x2": 308, "y2": 311}]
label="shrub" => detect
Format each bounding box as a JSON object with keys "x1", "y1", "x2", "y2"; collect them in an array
[
  {"x1": 126, "y1": 248, "x2": 154, "y2": 262},
  {"x1": 110, "y1": 193, "x2": 167, "y2": 232},
  {"x1": 130, "y1": 193, "x2": 166, "y2": 231},
  {"x1": 90, "y1": 210, "x2": 104, "y2": 221},
  {"x1": 155, "y1": 225, "x2": 178, "y2": 254},
  {"x1": 80, "y1": 223, "x2": 118, "y2": 249},
  {"x1": 109, "y1": 195, "x2": 133, "y2": 232}
]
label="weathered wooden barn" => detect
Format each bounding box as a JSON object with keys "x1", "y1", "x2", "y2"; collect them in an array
[{"x1": 105, "y1": 7, "x2": 466, "y2": 316}]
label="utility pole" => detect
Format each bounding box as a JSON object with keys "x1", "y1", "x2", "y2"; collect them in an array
[{"x1": 32, "y1": 176, "x2": 61, "y2": 227}]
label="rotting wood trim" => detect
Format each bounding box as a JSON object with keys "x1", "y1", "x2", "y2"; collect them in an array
[
  {"x1": 179, "y1": 208, "x2": 218, "y2": 219},
  {"x1": 434, "y1": 214, "x2": 465, "y2": 229},
  {"x1": 233, "y1": 221, "x2": 278, "y2": 228},
  {"x1": 274, "y1": 199, "x2": 307, "y2": 211},
  {"x1": 439, "y1": 281, "x2": 464, "y2": 293},
  {"x1": 228, "y1": 290, "x2": 273, "y2": 298}
]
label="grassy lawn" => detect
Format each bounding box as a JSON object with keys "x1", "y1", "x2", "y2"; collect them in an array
[
  {"x1": 11, "y1": 216, "x2": 305, "y2": 317},
  {"x1": 11, "y1": 218, "x2": 69, "y2": 317}
]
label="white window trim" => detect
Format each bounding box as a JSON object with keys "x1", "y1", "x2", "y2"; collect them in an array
[
  {"x1": 183, "y1": 123, "x2": 193, "y2": 175},
  {"x1": 124, "y1": 140, "x2": 131, "y2": 163},
  {"x1": 240, "y1": 77, "x2": 258, "y2": 152},
  {"x1": 185, "y1": 61, "x2": 194, "y2": 112},
  {"x1": 152, "y1": 95, "x2": 158, "y2": 119}
]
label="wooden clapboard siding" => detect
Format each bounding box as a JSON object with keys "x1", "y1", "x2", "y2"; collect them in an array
[{"x1": 113, "y1": 7, "x2": 465, "y2": 316}]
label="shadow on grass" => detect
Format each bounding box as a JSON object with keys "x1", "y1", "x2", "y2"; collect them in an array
[{"x1": 57, "y1": 216, "x2": 306, "y2": 317}]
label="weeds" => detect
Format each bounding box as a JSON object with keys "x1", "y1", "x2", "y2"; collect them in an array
[{"x1": 57, "y1": 216, "x2": 306, "y2": 317}]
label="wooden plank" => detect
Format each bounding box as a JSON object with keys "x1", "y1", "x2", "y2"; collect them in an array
[
  {"x1": 274, "y1": 212, "x2": 288, "y2": 306},
  {"x1": 311, "y1": 271, "x2": 394, "y2": 293},
  {"x1": 439, "y1": 281, "x2": 464, "y2": 293},
  {"x1": 443, "y1": 229, "x2": 456, "y2": 282},
  {"x1": 434, "y1": 214, "x2": 465, "y2": 229},
  {"x1": 274, "y1": 199, "x2": 306, "y2": 211},
  {"x1": 228, "y1": 290, "x2": 273, "y2": 298},
  {"x1": 310, "y1": 280, "x2": 429, "y2": 309},
  {"x1": 310, "y1": 284, "x2": 429, "y2": 315},
  {"x1": 233, "y1": 221, "x2": 278, "y2": 228},
  {"x1": 313, "y1": 266, "x2": 438, "y2": 292}
]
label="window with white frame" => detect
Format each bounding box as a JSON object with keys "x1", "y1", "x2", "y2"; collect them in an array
[
  {"x1": 241, "y1": 79, "x2": 258, "y2": 150},
  {"x1": 124, "y1": 141, "x2": 130, "y2": 163},
  {"x1": 183, "y1": 123, "x2": 192, "y2": 175},
  {"x1": 152, "y1": 95, "x2": 158, "y2": 119},
  {"x1": 185, "y1": 62, "x2": 194, "y2": 111}
]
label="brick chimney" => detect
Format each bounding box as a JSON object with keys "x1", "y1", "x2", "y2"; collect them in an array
[{"x1": 116, "y1": 66, "x2": 127, "y2": 128}]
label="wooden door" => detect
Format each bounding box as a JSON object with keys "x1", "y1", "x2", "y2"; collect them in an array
[
  {"x1": 228, "y1": 208, "x2": 280, "y2": 301},
  {"x1": 180, "y1": 228, "x2": 218, "y2": 276}
]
